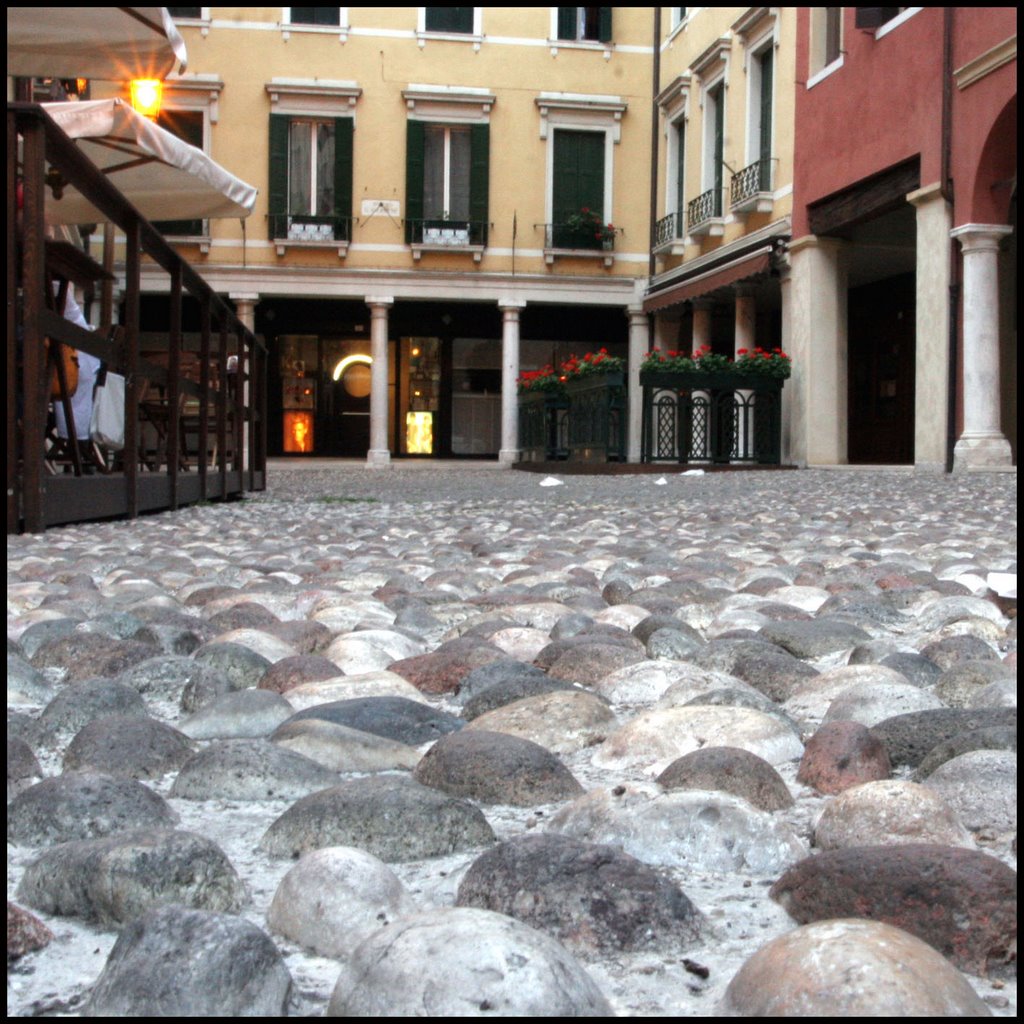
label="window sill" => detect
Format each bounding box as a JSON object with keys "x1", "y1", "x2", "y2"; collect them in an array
[
  {"x1": 416, "y1": 31, "x2": 483, "y2": 51},
  {"x1": 410, "y1": 242, "x2": 485, "y2": 263},
  {"x1": 170, "y1": 16, "x2": 211, "y2": 38},
  {"x1": 547, "y1": 38, "x2": 614, "y2": 59},
  {"x1": 281, "y1": 23, "x2": 349, "y2": 43},
  {"x1": 273, "y1": 238, "x2": 350, "y2": 259},
  {"x1": 543, "y1": 247, "x2": 615, "y2": 268},
  {"x1": 164, "y1": 234, "x2": 213, "y2": 255},
  {"x1": 807, "y1": 54, "x2": 844, "y2": 89}
]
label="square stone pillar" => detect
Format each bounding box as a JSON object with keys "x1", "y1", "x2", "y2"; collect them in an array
[
  {"x1": 907, "y1": 184, "x2": 952, "y2": 472},
  {"x1": 951, "y1": 224, "x2": 1014, "y2": 471},
  {"x1": 365, "y1": 296, "x2": 394, "y2": 468},
  {"x1": 788, "y1": 236, "x2": 847, "y2": 466}
]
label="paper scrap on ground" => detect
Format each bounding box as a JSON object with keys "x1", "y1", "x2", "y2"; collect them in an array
[
  {"x1": 654, "y1": 477, "x2": 667, "y2": 485},
  {"x1": 680, "y1": 469, "x2": 705, "y2": 476},
  {"x1": 986, "y1": 572, "x2": 1017, "y2": 598},
  {"x1": 539, "y1": 476, "x2": 564, "y2": 487}
]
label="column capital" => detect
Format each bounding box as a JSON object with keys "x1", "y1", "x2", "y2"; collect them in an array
[
  {"x1": 950, "y1": 224, "x2": 1013, "y2": 253},
  {"x1": 229, "y1": 292, "x2": 260, "y2": 304},
  {"x1": 365, "y1": 295, "x2": 395, "y2": 309},
  {"x1": 906, "y1": 181, "x2": 947, "y2": 208},
  {"x1": 625, "y1": 305, "x2": 648, "y2": 326}
]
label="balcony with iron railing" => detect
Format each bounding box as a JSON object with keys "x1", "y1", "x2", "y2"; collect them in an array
[
  {"x1": 405, "y1": 218, "x2": 488, "y2": 262},
  {"x1": 730, "y1": 157, "x2": 774, "y2": 216},
  {"x1": 270, "y1": 212, "x2": 354, "y2": 256},
  {"x1": 269, "y1": 213, "x2": 352, "y2": 257},
  {"x1": 687, "y1": 187, "x2": 725, "y2": 239},
  {"x1": 654, "y1": 210, "x2": 686, "y2": 254},
  {"x1": 541, "y1": 222, "x2": 617, "y2": 267}
]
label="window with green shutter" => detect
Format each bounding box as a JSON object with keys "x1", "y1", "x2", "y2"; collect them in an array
[
  {"x1": 556, "y1": 8, "x2": 612, "y2": 43},
  {"x1": 406, "y1": 120, "x2": 489, "y2": 246},
  {"x1": 268, "y1": 114, "x2": 352, "y2": 242},
  {"x1": 552, "y1": 128, "x2": 606, "y2": 248},
  {"x1": 289, "y1": 8, "x2": 340, "y2": 27},
  {"x1": 758, "y1": 47, "x2": 773, "y2": 191}
]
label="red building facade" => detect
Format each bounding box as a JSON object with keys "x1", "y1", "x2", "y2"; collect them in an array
[{"x1": 789, "y1": 7, "x2": 1015, "y2": 469}]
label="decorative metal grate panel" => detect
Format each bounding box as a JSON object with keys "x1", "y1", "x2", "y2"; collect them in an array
[
  {"x1": 655, "y1": 211, "x2": 684, "y2": 246},
  {"x1": 730, "y1": 158, "x2": 772, "y2": 207},
  {"x1": 566, "y1": 374, "x2": 626, "y2": 462},
  {"x1": 518, "y1": 395, "x2": 568, "y2": 461},
  {"x1": 640, "y1": 374, "x2": 783, "y2": 465},
  {"x1": 687, "y1": 187, "x2": 721, "y2": 229}
]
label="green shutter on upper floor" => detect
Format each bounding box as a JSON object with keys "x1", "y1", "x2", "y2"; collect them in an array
[
  {"x1": 598, "y1": 7, "x2": 613, "y2": 43},
  {"x1": 557, "y1": 8, "x2": 577, "y2": 40},
  {"x1": 469, "y1": 123, "x2": 489, "y2": 245},
  {"x1": 268, "y1": 114, "x2": 289, "y2": 240},
  {"x1": 333, "y1": 117, "x2": 353, "y2": 241},
  {"x1": 405, "y1": 120, "x2": 425, "y2": 244}
]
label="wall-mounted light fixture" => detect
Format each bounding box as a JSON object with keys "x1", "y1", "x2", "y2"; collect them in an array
[{"x1": 129, "y1": 78, "x2": 163, "y2": 119}]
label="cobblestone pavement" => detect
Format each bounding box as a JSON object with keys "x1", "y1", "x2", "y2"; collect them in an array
[{"x1": 7, "y1": 464, "x2": 1016, "y2": 1017}]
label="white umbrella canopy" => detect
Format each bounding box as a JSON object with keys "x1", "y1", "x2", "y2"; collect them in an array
[
  {"x1": 7, "y1": 7, "x2": 188, "y2": 80},
  {"x1": 41, "y1": 98, "x2": 258, "y2": 224}
]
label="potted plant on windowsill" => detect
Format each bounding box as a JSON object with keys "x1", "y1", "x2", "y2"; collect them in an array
[{"x1": 561, "y1": 207, "x2": 617, "y2": 251}]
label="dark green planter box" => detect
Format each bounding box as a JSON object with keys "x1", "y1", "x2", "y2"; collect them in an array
[
  {"x1": 565, "y1": 371, "x2": 626, "y2": 463},
  {"x1": 518, "y1": 392, "x2": 568, "y2": 462},
  {"x1": 640, "y1": 370, "x2": 785, "y2": 465}
]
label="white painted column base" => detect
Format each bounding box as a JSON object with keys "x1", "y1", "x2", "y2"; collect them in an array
[
  {"x1": 366, "y1": 449, "x2": 392, "y2": 468},
  {"x1": 953, "y1": 433, "x2": 1013, "y2": 472}
]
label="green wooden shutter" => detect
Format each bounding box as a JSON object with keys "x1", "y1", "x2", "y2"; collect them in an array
[
  {"x1": 469, "y1": 123, "x2": 489, "y2": 245},
  {"x1": 557, "y1": 7, "x2": 577, "y2": 40},
  {"x1": 598, "y1": 7, "x2": 613, "y2": 43},
  {"x1": 268, "y1": 114, "x2": 290, "y2": 240},
  {"x1": 405, "y1": 120, "x2": 425, "y2": 244},
  {"x1": 758, "y1": 49, "x2": 773, "y2": 190},
  {"x1": 553, "y1": 129, "x2": 605, "y2": 247},
  {"x1": 333, "y1": 117, "x2": 353, "y2": 241}
]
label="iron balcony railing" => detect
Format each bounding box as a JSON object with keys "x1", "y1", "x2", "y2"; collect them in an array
[
  {"x1": 269, "y1": 213, "x2": 352, "y2": 243},
  {"x1": 405, "y1": 218, "x2": 488, "y2": 247},
  {"x1": 730, "y1": 157, "x2": 773, "y2": 208},
  {"x1": 544, "y1": 222, "x2": 616, "y2": 252},
  {"x1": 655, "y1": 211, "x2": 684, "y2": 246},
  {"x1": 687, "y1": 187, "x2": 722, "y2": 231}
]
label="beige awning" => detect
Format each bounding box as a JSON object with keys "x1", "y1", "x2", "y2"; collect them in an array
[
  {"x1": 7, "y1": 7, "x2": 187, "y2": 80},
  {"x1": 644, "y1": 246, "x2": 774, "y2": 314},
  {"x1": 41, "y1": 98, "x2": 257, "y2": 224}
]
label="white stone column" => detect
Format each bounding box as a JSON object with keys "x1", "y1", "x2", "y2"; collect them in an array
[
  {"x1": 787, "y1": 236, "x2": 847, "y2": 466},
  {"x1": 692, "y1": 299, "x2": 714, "y2": 350},
  {"x1": 908, "y1": 184, "x2": 952, "y2": 472},
  {"x1": 778, "y1": 259, "x2": 794, "y2": 465},
  {"x1": 498, "y1": 298, "x2": 526, "y2": 467},
  {"x1": 626, "y1": 306, "x2": 649, "y2": 462},
  {"x1": 951, "y1": 224, "x2": 1013, "y2": 471},
  {"x1": 734, "y1": 286, "x2": 756, "y2": 459},
  {"x1": 231, "y1": 293, "x2": 260, "y2": 470},
  {"x1": 365, "y1": 296, "x2": 394, "y2": 468}
]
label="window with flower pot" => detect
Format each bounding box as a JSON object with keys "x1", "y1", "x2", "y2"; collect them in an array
[{"x1": 552, "y1": 129, "x2": 609, "y2": 249}]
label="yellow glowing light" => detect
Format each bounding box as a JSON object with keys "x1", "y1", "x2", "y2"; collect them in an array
[
  {"x1": 130, "y1": 79, "x2": 163, "y2": 119},
  {"x1": 406, "y1": 411, "x2": 433, "y2": 454},
  {"x1": 332, "y1": 354, "x2": 372, "y2": 381},
  {"x1": 411, "y1": 347, "x2": 421, "y2": 357}
]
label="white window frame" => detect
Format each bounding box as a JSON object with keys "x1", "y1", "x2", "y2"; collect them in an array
[
  {"x1": 547, "y1": 7, "x2": 613, "y2": 56},
  {"x1": 874, "y1": 7, "x2": 922, "y2": 40},
  {"x1": 148, "y1": 73, "x2": 224, "y2": 249},
  {"x1": 422, "y1": 125, "x2": 472, "y2": 244},
  {"x1": 281, "y1": 7, "x2": 349, "y2": 43},
  {"x1": 166, "y1": 7, "x2": 211, "y2": 36},
  {"x1": 266, "y1": 78, "x2": 362, "y2": 256},
  {"x1": 286, "y1": 119, "x2": 337, "y2": 241},
  {"x1": 417, "y1": 7, "x2": 483, "y2": 48},
  {"x1": 808, "y1": 7, "x2": 843, "y2": 88}
]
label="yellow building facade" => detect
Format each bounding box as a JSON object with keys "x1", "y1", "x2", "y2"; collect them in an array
[{"x1": 102, "y1": 7, "x2": 798, "y2": 464}]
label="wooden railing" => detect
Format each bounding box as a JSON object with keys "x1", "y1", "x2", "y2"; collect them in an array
[{"x1": 8, "y1": 102, "x2": 266, "y2": 533}]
